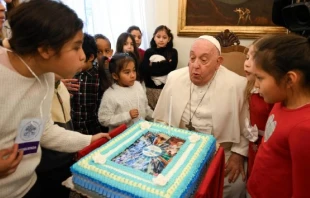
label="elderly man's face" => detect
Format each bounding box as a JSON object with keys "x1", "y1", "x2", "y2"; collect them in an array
[{"x1": 188, "y1": 39, "x2": 222, "y2": 86}]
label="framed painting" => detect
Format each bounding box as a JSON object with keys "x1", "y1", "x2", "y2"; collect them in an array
[{"x1": 177, "y1": 0, "x2": 288, "y2": 38}]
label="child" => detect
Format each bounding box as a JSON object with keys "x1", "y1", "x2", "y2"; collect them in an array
[
  {"x1": 243, "y1": 43, "x2": 273, "y2": 179},
  {"x1": 0, "y1": 1, "x2": 5, "y2": 38},
  {"x1": 116, "y1": 32, "x2": 142, "y2": 81},
  {"x1": 0, "y1": 0, "x2": 12, "y2": 46},
  {"x1": 70, "y1": 33, "x2": 108, "y2": 134},
  {"x1": 0, "y1": 1, "x2": 109, "y2": 197},
  {"x1": 140, "y1": 25, "x2": 178, "y2": 109},
  {"x1": 247, "y1": 34, "x2": 310, "y2": 197},
  {"x1": 116, "y1": 32, "x2": 140, "y2": 61},
  {"x1": 127, "y1": 25, "x2": 145, "y2": 61},
  {"x1": 94, "y1": 34, "x2": 114, "y2": 82},
  {"x1": 98, "y1": 53, "x2": 153, "y2": 130},
  {"x1": 94, "y1": 34, "x2": 114, "y2": 62}
]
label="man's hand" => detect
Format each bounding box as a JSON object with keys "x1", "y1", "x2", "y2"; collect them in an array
[
  {"x1": 224, "y1": 152, "x2": 245, "y2": 183},
  {"x1": 91, "y1": 133, "x2": 111, "y2": 143},
  {"x1": 0, "y1": 144, "x2": 23, "y2": 179},
  {"x1": 61, "y1": 79, "x2": 80, "y2": 92}
]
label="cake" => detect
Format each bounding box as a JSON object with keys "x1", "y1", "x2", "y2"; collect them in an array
[{"x1": 71, "y1": 121, "x2": 216, "y2": 198}]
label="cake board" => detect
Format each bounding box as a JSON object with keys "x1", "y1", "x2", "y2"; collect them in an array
[{"x1": 65, "y1": 123, "x2": 224, "y2": 198}]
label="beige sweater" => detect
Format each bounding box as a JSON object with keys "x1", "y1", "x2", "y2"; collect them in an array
[{"x1": 0, "y1": 47, "x2": 92, "y2": 198}]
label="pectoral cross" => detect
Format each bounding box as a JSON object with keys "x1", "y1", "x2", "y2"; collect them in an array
[{"x1": 186, "y1": 121, "x2": 196, "y2": 131}]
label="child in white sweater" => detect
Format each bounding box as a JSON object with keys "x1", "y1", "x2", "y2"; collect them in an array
[
  {"x1": 98, "y1": 53, "x2": 153, "y2": 130},
  {"x1": 0, "y1": 1, "x2": 109, "y2": 198}
]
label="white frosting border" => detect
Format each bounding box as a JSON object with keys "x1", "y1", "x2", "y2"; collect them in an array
[{"x1": 77, "y1": 121, "x2": 212, "y2": 196}]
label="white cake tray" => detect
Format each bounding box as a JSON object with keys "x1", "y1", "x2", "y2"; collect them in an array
[
  {"x1": 63, "y1": 177, "x2": 121, "y2": 198},
  {"x1": 63, "y1": 176, "x2": 92, "y2": 198}
]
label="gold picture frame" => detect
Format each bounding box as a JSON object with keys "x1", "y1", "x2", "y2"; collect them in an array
[{"x1": 177, "y1": 0, "x2": 288, "y2": 38}]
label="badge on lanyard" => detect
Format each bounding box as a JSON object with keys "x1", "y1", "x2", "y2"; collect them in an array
[
  {"x1": 13, "y1": 53, "x2": 48, "y2": 155},
  {"x1": 15, "y1": 118, "x2": 44, "y2": 155}
]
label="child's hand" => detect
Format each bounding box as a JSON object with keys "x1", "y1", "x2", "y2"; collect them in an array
[
  {"x1": 0, "y1": 144, "x2": 23, "y2": 179},
  {"x1": 91, "y1": 133, "x2": 111, "y2": 143},
  {"x1": 130, "y1": 109, "x2": 139, "y2": 119}
]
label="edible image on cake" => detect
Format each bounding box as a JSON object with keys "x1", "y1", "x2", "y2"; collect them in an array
[
  {"x1": 71, "y1": 121, "x2": 217, "y2": 198},
  {"x1": 112, "y1": 131, "x2": 185, "y2": 176}
]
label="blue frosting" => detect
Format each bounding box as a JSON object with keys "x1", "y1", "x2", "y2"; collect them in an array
[{"x1": 71, "y1": 121, "x2": 216, "y2": 198}]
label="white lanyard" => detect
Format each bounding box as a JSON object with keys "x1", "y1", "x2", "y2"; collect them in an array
[{"x1": 15, "y1": 53, "x2": 49, "y2": 120}]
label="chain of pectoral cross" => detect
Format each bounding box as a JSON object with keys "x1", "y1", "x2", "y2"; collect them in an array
[{"x1": 186, "y1": 71, "x2": 217, "y2": 131}]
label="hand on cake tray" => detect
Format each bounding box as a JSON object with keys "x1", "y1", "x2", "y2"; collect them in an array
[
  {"x1": 0, "y1": 144, "x2": 23, "y2": 179},
  {"x1": 224, "y1": 152, "x2": 245, "y2": 183},
  {"x1": 91, "y1": 133, "x2": 111, "y2": 143}
]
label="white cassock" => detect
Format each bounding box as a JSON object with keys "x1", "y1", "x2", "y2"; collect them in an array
[
  {"x1": 153, "y1": 66, "x2": 248, "y2": 156},
  {"x1": 153, "y1": 66, "x2": 249, "y2": 198}
]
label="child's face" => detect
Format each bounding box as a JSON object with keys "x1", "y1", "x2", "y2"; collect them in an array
[
  {"x1": 96, "y1": 38, "x2": 113, "y2": 61},
  {"x1": 49, "y1": 30, "x2": 85, "y2": 78},
  {"x1": 244, "y1": 46, "x2": 256, "y2": 82},
  {"x1": 254, "y1": 65, "x2": 286, "y2": 104},
  {"x1": 123, "y1": 37, "x2": 134, "y2": 53},
  {"x1": 130, "y1": 30, "x2": 142, "y2": 47},
  {"x1": 81, "y1": 56, "x2": 94, "y2": 71},
  {"x1": 113, "y1": 61, "x2": 136, "y2": 87},
  {"x1": 154, "y1": 30, "x2": 171, "y2": 48},
  {"x1": 0, "y1": 1, "x2": 6, "y2": 29}
]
